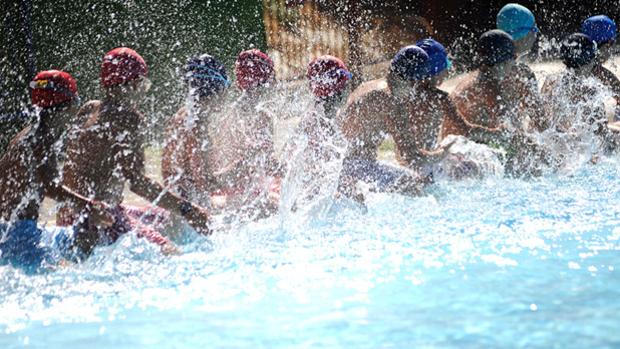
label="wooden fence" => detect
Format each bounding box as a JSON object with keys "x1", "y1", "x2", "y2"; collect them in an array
[{"x1": 263, "y1": 0, "x2": 433, "y2": 83}]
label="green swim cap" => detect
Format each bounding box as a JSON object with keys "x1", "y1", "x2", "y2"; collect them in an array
[{"x1": 497, "y1": 3, "x2": 538, "y2": 41}]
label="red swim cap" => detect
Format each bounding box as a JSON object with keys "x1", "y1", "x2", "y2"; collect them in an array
[
  {"x1": 101, "y1": 47, "x2": 148, "y2": 88},
  {"x1": 307, "y1": 55, "x2": 351, "y2": 97},
  {"x1": 235, "y1": 49, "x2": 275, "y2": 91},
  {"x1": 30, "y1": 70, "x2": 78, "y2": 108}
]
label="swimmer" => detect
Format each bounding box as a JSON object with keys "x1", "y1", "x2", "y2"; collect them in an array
[
  {"x1": 496, "y1": 4, "x2": 546, "y2": 131},
  {"x1": 339, "y1": 46, "x2": 443, "y2": 195},
  {"x1": 59, "y1": 48, "x2": 211, "y2": 257},
  {"x1": 450, "y1": 30, "x2": 548, "y2": 176},
  {"x1": 497, "y1": 3, "x2": 539, "y2": 61},
  {"x1": 162, "y1": 54, "x2": 230, "y2": 206},
  {"x1": 281, "y1": 55, "x2": 354, "y2": 209},
  {"x1": 206, "y1": 49, "x2": 280, "y2": 214},
  {"x1": 541, "y1": 33, "x2": 616, "y2": 158},
  {"x1": 0, "y1": 70, "x2": 111, "y2": 271},
  {"x1": 450, "y1": 30, "x2": 544, "y2": 142},
  {"x1": 581, "y1": 16, "x2": 620, "y2": 123}
]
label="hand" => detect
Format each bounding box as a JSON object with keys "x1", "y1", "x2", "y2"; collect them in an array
[
  {"x1": 160, "y1": 242, "x2": 181, "y2": 256},
  {"x1": 89, "y1": 205, "x2": 114, "y2": 228},
  {"x1": 184, "y1": 204, "x2": 211, "y2": 235}
]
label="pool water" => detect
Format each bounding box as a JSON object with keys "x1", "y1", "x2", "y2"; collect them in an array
[{"x1": 1, "y1": 156, "x2": 619, "y2": 348}]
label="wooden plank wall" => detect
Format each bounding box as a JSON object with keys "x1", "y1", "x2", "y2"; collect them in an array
[{"x1": 263, "y1": 0, "x2": 433, "y2": 82}]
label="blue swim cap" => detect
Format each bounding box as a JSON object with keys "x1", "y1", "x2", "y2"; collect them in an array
[
  {"x1": 390, "y1": 45, "x2": 430, "y2": 81},
  {"x1": 581, "y1": 15, "x2": 617, "y2": 45},
  {"x1": 184, "y1": 54, "x2": 230, "y2": 97},
  {"x1": 416, "y1": 38, "x2": 452, "y2": 76},
  {"x1": 497, "y1": 3, "x2": 537, "y2": 41}
]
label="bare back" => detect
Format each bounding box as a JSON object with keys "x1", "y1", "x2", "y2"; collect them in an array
[{"x1": 62, "y1": 101, "x2": 143, "y2": 206}]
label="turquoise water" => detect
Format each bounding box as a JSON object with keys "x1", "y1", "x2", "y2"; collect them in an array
[{"x1": 1, "y1": 160, "x2": 620, "y2": 348}]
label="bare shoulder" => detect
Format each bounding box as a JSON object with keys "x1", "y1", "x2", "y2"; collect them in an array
[
  {"x1": 79, "y1": 100, "x2": 102, "y2": 114},
  {"x1": 516, "y1": 62, "x2": 536, "y2": 80},
  {"x1": 346, "y1": 78, "x2": 390, "y2": 105},
  {"x1": 450, "y1": 71, "x2": 477, "y2": 99},
  {"x1": 74, "y1": 100, "x2": 101, "y2": 125},
  {"x1": 594, "y1": 65, "x2": 620, "y2": 86},
  {"x1": 7, "y1": 125, "x2": 33, "y2": 149}
]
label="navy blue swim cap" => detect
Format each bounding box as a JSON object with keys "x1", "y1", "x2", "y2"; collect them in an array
[
  {"x1": 477, "y1": 30, "x2": 516, "y2": 66},
  {"x1": 390, "y1": 45, "x2": 430, "y2": 81},
  {"x1": 581, "y1": 15, "x2": 617, "y2": 45},
  {"x1": 416, "y1": 38, "x2": 452, "y2": 76},
  {"x1": 184, "y1": 54, "x2": 230, "y2": 98},
  {"x1": 561, "y1": 33, "x2": 597, "y2": 69}
]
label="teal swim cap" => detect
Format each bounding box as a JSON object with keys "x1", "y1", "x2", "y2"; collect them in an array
[{"x1": 497, "y1": 3, "x2": 537, "y2": 41}]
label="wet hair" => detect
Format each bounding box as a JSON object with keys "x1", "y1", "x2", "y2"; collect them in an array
[
  {"x1": 477, "y1": 30, "x2": 516, "y2": 66},
  {"x1": 561, "y1": 33, "x2": 597, "y2": 69}
]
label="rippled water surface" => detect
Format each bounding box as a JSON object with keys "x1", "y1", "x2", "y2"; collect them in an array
[{"x1": 2, "y1": 159, "x2": 620, "y2": 349}]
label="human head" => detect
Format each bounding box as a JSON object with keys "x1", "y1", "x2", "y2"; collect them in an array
[
  {"x1": 477, "y1": 30, "x2": 517, "y2": 81},
  {"x1": 184, "y1": 54, "x2": 230, "y2": 104},
  {"x1": 389, "y1": 45, "x2": 431, "y2": 98},
  {"x1": 416, "y1": 38, "x2": 452, "y2": 86},
  {"x1": 307, "y1": 55, "x2": 352, "y2": 103},
  {"x1": 497, "y1": 3, "x2": 538, "y2": 55},
  {"x1": 235, "y1": 49, "x2": 274, "y2": 92},
  {"x1": 581, "y1": 15, "x2": 617, "y2": 63},
  {"x1": 561, "y1": 33, "x2": 597, "y2": 73},
  {"x1": 30, "y1": 70, "x2": 78, "y2": 110},
  {"x1": 101, "y1": 47, "x2": 150, "y2": 102}
]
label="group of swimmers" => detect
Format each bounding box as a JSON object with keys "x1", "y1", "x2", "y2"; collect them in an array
[{"x1": 0, "y1": 3, "x2": 619, "y2": 272}]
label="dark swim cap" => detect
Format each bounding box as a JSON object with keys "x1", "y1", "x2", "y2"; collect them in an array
[
  {"x1": 390, "y1": 45, "x2": 431, "y2": 81},
  {"x1": 184, "y1": 54, "x2": 230, "y2": 98},
  {"x1": 477, "y1": 30, "x2": 516, "y2": 66},
  {"x1": 581, "y1": 15, "x2": 617, "y2": 45},
  {"x1": 561, "y1": 33, "x2": 597, "y2": 69}
]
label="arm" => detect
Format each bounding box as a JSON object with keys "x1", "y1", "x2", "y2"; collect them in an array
[
  {"x1": 121, "y1": 136, "x2": 211, "y2": 235},
  {"x1": 519, "y1": 66, "x2": 547, "y2": 131},
  {"x1": 450, "y1": 92, "x2": 507, "y2": 142}
]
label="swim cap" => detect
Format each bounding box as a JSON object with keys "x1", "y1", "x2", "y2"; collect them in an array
[
  {"x1": 581, "y1": 15, "x2": 617, "y2": 45},
  {"x1": 497, "y1": 3, "x2": 537, "y2": 41},
  {"x1": 30, "y1": 70, "x2": 78, "y2": 108},
  {"x1": 306, "y1": 55, "x2": 352, "y2": 97},
  {"x1": 101, "y1": 47, "x2": 148, "y2": 88},
  {"x1": 184, "y1": 54, "x2": 230, "y2": 98},
  {"x1": 477, "y1": 30, "x2": 516, "y2": 66},
  {"x1": 235, "y1": 49, "x2": 275, "y2": 91},
  {"x1": 561, "y1": 33, "x2": 597, "y2": 69},
  {"x1": 390, "y1": 45, "x2": 430, "y2": 81},
  {"x1": 416, "y1": 38, "x2": 452, "y2": 76}
]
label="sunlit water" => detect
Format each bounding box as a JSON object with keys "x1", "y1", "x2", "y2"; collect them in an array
[{"x1": 2, "y1": 156, "x2": 620, "y2": 348}]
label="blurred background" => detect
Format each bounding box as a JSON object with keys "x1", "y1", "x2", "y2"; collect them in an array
[{"x1": 1, "y1": 0, "x2": 618, "y2": 151}]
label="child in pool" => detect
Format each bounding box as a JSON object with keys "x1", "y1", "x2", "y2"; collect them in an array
[
  {"x1": 0, "y1": 70, "x2": 111, "y2": 271},
  {"x1": 541, "y1": 33, "x2": 618, "y2": 161},
  {"x1": 449, "y1": 30, "x2": 549, "y2": 176},
  {"x1": 281, "y1": 55, "x2": 354, "y2": 210},
  {"x1": 162, "y1": 54, "x2": 230, "y2": 207},
  {"x1": 59, "y1": 48, "x2": 210, "y2": 257},
  {"x1": 206, "y1": 49, "x2": 281, "y2": 214},
  {"x1": 581, "y1": 16, "x2": 620, "y2": 116},
  {"x1": 338, "y1": 46, "x2": 446, "y2": 195}
]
